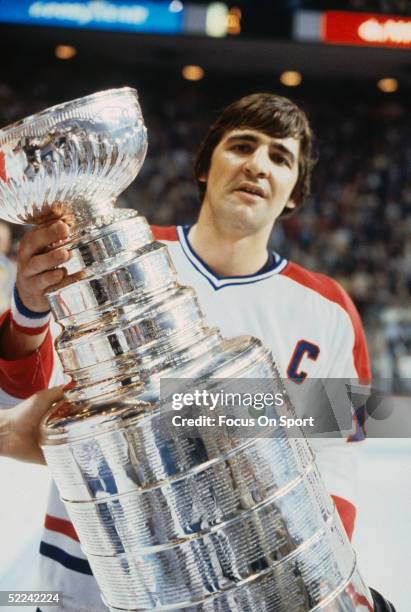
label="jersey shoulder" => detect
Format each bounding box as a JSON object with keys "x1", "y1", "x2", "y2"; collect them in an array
[
  {"x1": 281, "y1": 261, "x2": 354, "y2": 313},
  {"x1": 282, "y1": 261, "x2": 370, "y2": 383},
  {"x1": 151, "y1": 225, "x2": 178, "y2": 242}
]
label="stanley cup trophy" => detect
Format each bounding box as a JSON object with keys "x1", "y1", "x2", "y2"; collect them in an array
[{"x1": 0, "y1": 89, "x2": 374, "y2": 611}]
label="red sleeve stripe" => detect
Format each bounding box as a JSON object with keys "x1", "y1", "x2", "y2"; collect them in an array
[
  {"x1": 44, "y1": 514, "x2": 79, "y2": 542},
  {"x1": 0, "y1": 310, "x2": 55, "y2": 398},
  {"x1": 282, "y1": 262, "x2": 371, "y2": 384},
  {"x1": 11, "y1": 318, "x2": 50, "y2": 336},
  {"x1": 0, "y1": 309, "x2": 10, "y2": 329},
  {"x1": 331, "y1": 494, "x2": 356, "y2": 541},
  {"x1": 150, "y1": 225, "x2": 178, "y2": 241},
  {"x1": 347, "y1": 584, "x2": 374, "y2": 610}
]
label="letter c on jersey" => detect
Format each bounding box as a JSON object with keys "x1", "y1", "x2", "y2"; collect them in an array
[{"x1": 287, "y1": 340, "x2": 320, "y2": 383}]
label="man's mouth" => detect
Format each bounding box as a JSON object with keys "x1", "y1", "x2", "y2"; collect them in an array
[{"x1": 234, "y1": 183, "x2": 265, "y2": 198}]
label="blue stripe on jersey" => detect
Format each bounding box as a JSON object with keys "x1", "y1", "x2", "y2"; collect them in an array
[
  {"x1": 212, "y1": 277, "x2": 286, "y2": 291},
  {"x1": 181, "y1": 225, "x2": 284, "y2": 279},
  {"x1": 39, "y1": 541, "x2": 93, "y2": 575},
  {"x1": 180, "y1": 251, "x2": 273, "y2": 291},
  {"x1": 178, "y1": 225, "x2": 287, "y2": 289}
]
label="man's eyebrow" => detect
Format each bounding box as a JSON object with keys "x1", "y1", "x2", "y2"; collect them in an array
[
  {"x1": 225, "y1": 133, "x2": 296, "y2": 165},
  {"x1": 225, "y1": 133, "x2": 259, "y2": 145}
]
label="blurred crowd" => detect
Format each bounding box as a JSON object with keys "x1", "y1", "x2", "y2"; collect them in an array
[
  {"x1": 344, "y1": 0, "x2": 409, "y2": 13},
  {"x1": 0, "y1": 77, "x2": 410, "y2": 384},
  {"x1": 297, "y1": 0, "x2": 410, "y2": 13}
]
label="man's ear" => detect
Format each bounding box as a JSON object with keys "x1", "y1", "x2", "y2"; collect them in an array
[
  {"x1": 284, "y1": 200, "x2": 296, "y2": 212},
  {"x1": 198, "y1": 175, "x2": 207, "y2": 183}
]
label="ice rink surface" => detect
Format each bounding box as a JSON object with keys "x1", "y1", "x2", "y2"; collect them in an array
[{"x1": 0, "y1": 439, "x2": 410, "y2": 611}]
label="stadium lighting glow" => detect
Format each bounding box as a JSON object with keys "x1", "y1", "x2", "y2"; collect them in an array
[
  {"x1": 377, "y1": 78, "x2": 399, "y2": 93},
  {"x1": 206, "y1": 2, "x2": 228, "y2": 38},
  {"x1": 280, "y1": 71, "x2": 302, "y2": 87},
  {"x1": 168, "y1": 0, "x2": 183, "y2": 13},
  {"x1": 182, "y1": 65, "x2": 204, "y2": 81},
  {"x1": 55, "y1": 44, "x2": 77, "y2": 60},
  {"x1": 227, "y1": 6, "x2": 241, "y2": 35}
]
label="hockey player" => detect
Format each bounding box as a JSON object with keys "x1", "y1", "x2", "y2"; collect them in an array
[{"x1": 0, "y1": 93, "x2": 373, "y2": 611}]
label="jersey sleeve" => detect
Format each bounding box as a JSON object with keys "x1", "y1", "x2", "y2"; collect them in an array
[
  {"x1": 316, "y1": 282, "x2": 370, "y2": 540},
  {"x1": 282, "y1": 263, "x2": 371, "y2": 384},
  {"x1": 314, "y1": 439, "x2": 362, "y2": 540},
  {"x1": 0, "y1": 310, "x2": 56, "y2": 399},
  {"x1": 282, "y1": 266, "x2": 371, "y2": 539},
  {"x1": 327, "y1": 282, "x2": 371, "y2": 385},
  {"x1": 150, "y1": 225, "x2": 178, "y2": 242}
]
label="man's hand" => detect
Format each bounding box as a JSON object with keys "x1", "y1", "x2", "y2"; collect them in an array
[
  {"x1": 0, "y1": 220, "x2": 71, "y2": 360},
  {"x1": 0, "y1": 386, "x2": 64, "y2": 464},
  {"x1": 16, "y1": 220, "x2": 71, "y2": 313}
]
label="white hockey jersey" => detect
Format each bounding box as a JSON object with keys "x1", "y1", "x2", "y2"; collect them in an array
[{"x1": 0, "y1": 224, "x2": 370, "y2": 612}]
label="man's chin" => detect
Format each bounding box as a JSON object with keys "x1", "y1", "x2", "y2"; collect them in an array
[{"x1": 221, "y1": 206, "x2": 268, "y2": 235}]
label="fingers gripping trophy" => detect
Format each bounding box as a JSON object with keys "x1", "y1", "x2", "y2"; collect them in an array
[{"x1": 0, "y1": 89, "x2": 374, "y2": 611}]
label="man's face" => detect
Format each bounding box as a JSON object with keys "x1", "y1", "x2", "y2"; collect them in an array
[{"x1": 201, "y1": 129, "x2": 300, "y2": 237}]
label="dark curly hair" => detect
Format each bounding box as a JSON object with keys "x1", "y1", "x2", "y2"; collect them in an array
[{"x1": 194, "y1": 93, "x2": 316, "y2": 217}]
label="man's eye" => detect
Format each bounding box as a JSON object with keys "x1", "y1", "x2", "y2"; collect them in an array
[
  {"x1": 233, "y1": 144, "x2": 252, "y2": 153},
  {"x1": 271, "y1": 153, "x2": 290, "y2": 167}
]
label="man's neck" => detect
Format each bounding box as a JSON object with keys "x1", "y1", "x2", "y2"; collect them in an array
[{"x1": 187, "y1": 218, "x2": 270, "y2": 278}]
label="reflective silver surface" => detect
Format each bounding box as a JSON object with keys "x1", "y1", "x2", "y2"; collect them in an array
[
  {"x1": 0, "y1": 88, "x2": 147, "y2": 227},
  {"x1": 57, "y1": 287, "x2": 205, "y2": 372},
  {"x1": 62, "y1": 210, "x2": 152, "y2": 275},
  {"x1": 0, "y1": 91, "x2": 373, "y2": 610}
]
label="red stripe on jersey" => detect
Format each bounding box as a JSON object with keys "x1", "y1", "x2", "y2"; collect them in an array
[
  {"x1": 44, "y1": 514, "x2": 79, "y2": 542},
  {"x1": 331, "y1": 494, "x2": 356, "y2": 541},
  {"x1": 282, "y1": 262, "x2": 371, "y2": 384},
  {"x1": 347, "y1": 583, "x2": 374, "y2": 610},
  {"x1": 11, "y1": 318, "x2": 50, "y2": 336},
  {"x1": 151, "y1": 225, "x2": 178, "y2": 241},
  {"x1": 0, "y1": 310, "x2": 55, "y2": 398}
]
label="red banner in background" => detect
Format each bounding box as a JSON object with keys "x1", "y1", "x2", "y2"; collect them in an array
[{"x1": 321, "y1": 11, "x2": 411, "y2": 49}]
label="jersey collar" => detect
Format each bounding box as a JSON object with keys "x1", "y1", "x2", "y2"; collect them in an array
[{"x1": 177, "y1": 225, "x2": 288, "y2": 290}]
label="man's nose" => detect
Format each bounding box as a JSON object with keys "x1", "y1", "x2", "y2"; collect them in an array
[{"x1": 243, "y1": 147, "x2": 270, "y2": 178}]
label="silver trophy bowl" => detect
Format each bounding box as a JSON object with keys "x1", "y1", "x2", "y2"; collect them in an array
[
  {"x1": 0, "y1": 89, "x2": 373, "y2": 610},
  {"x1": 0, "y1": 87, "x2": 146, "y2": 227}
]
